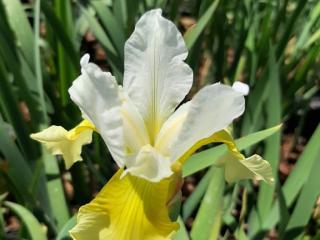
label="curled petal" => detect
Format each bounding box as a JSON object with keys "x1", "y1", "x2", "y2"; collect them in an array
[
  {"x1": 176, "y1": 129, "x2": 274, "y2": 185},
  {"x1": 70, "y1": 169, "x2": 180, "y2": 240},
  {"x1": 213, "y1": 131, "x2": 274, "y2": 184},
  {"x1": 221, "y1": 154, "x2": 274, "y2": 185},
  {"x1": 30, "y1": 120, "x2": 94, "y2": 169}
]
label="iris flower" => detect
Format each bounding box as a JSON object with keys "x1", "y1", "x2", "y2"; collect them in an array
[{"x1": 31, "y1": 9, "x2": 273, "y2": 240}]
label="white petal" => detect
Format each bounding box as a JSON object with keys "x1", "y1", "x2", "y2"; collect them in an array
[
  {"x1": 123, "y1": 9, "x2": 193, "y2": 142},
  {"x1": 121, "y1": 92, "x2": 150, "y2": 153},
  {"x1": 232, "y1": 81, "x2": 249, "y2": 96},
  {"x1": 122, "y1": 145, "x2": 173, "y2": 182},
  {"x1": 80, "y1": 53, "x2": 90, "y2": 68},
  {"x1": 69, "y1": 55, "x2": 124, "y2": 167},
  {"x1": 155, "y1": 102, "x2": 190, "y2": 158},
  {"x1": 171, "y1": 83, "x2": 245, "y2": 161}
]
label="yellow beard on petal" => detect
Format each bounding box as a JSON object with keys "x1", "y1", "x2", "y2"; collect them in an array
[{"x1": 70, "y1": 169, "x2": 181, "y2": 240}]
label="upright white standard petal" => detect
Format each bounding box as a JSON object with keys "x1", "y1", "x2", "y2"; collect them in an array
[
  {"x1": 124, "y1": 9, "x2": 193, "y2": 143},
  {"x1": 170, "y1": 83, "x2": 245, "y2": 161},
  {"x1": 69, "y1": 55, "x2": 124, "y2": 167}
]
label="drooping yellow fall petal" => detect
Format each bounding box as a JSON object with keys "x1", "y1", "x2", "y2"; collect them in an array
[
  {"x1": 30, "y1": 120, "x2": 95, "y2": 169},
  {"x1": 70, "y1": 169, "x2": 181, "y2": 240},
  {"x1": 175, "y1": 129, "x2": 274, "y2": 185}
]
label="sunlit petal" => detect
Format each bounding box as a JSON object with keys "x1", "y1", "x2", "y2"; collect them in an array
[
  {"x1": 70, "y1": 169, "x2": 180, "y2": 240},
  {"x1": 124, "y1": 9, "x2": 193, "y2": 142},
  {"x1": 155, "y1": 102, "x2": 190, "y2": 157},
  {"x1": 121, "y1": 91, "x2": 150, "y2": 153},
  {"x1": 221, "y1": 154, "x2": 274, "y2": 184},
  {"x1": 171, "y1": 83, "x2": 245, "y2": 161},
  {"x1": 69, "y1": 55, "x2": 125, "y2": 167},
  {"x1": 211, "y1": 131, "x2": 274, "y2": 184},
  {"x1": 30, "y1": 120, "x2": 94, "y2": 169}
]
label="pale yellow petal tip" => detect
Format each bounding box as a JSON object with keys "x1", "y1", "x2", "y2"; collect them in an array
[
  {"x1": 30, "y1": 133, "x2": 38, "y2": 141},
  {"x1": 223, "y1": 154, "x2": 274, "y2": 185},
  {"x1": 248, "y1": 154, "x2": 275, "y2": 185},
  {"x1": 30, "y1": 123, "x2": 93, "y2": 169}
]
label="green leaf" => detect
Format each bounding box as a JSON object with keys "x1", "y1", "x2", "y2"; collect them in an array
[
  {"x1": 0, "y1": 1, "x2": 42, "y2": 125},
  {"x1": 0, "y1": 57, "x2": 37, "y2": 159},
  {"x1": 235, "y1": 189, "x2": 249, "y2": 240},
  {"x1": 241, "y1": 70, "x2": 271, "y2": 136},
  {"x1": 4, "y1": 201, "x2": 47, "y2": 240},
  {"x1": 80, "y1": 5, "x2": 123, "y2": 75},
  {"x1": 0, "y1": 194, "x2": 6, "y2": 239},
  {"x1": 182, "y1": 167, "x2": 213, "y2": 220},
  {"x1": 56, "y1": 215, "x2": 77, "y2": 240},
  {"x1": 276, "y1": 181, "x2": 290, "y2": 236},
  {"x1": 282, "y1": 150, "x2": 320, "y2": 239},
  {"x1": 113, "y1": 0, "x2": 127, "y2": 35},
  {"x1": 184, "y1": 0, "x2": 220, "y2": 50},
  {"x1": 263, "y1": 124, "x2": 320, "y2": 230},
  {"x1": 295, "y1": 2, "x2": 320, "y2": 52},
  {"x1": 305, "y1": 28, "x2": 320, "y2": 49},
  {"x1": 41, "y1": 0, "x2": 79, "y2": 69},
  {"x1": 173, "y1": 216, "x2": 189, "y2": 240},
  {"x1": 0, "y1": 114, "x2": 35, "y2": 206},
  {"x1": 42, "y1": 149, "x2": 70, "y2": 231},
  {"x1": 91, "y1": 2, "x2": 125, "y2": 60},
  {"x1": 34, "y1": 0, "x2": 70, "y2": 231},
  {"x1": 183, "y1": 125, "x2": 282, "y2": 176},
  {"x1": 2, "y1": 0, "x2": 35, "y2": 73},
  {"x1": 257, "y1": 45, "x2": 281, "y2": 220},
  {"x1": 53, "y1": 0, "x2": 78, "y2": 106},
  {"x1": 126, "y1": 0, "x2": 139, "y2": 32},
  {"x1": 190, "y1": 167, "x2": 224, "y2": 240},
  {"x1": 34, "y1": 0, "x2": 47, "y2": 123},
  {"x1": 276, "y1": 0, "x2": 308, "y2": 58}
]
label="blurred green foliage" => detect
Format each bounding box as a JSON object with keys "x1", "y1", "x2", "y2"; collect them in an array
[{"x1": 0, "y1": 0, "x2": 319, "y2": 239}]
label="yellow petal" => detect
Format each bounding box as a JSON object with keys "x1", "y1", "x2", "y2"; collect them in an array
[
  {"x1": 176, "y1": 129, "x2": 274, "y2": 185},
  {"x1": 30, "y1": 120, "x2": 94, "y2": 169},
  {"x1": 177, "y1": 129, "x2": 242, "y2": 165},
  {"x1": 66, "y1": 120, "x2": 96, "y2": 140},
  {"x1": 70, "y1": 169, "x2": 181, "y2": 240}
]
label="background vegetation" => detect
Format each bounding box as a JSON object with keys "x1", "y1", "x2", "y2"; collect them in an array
[{"x1": 0, "y1": 0, "x2": 319, "y2": 239}]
